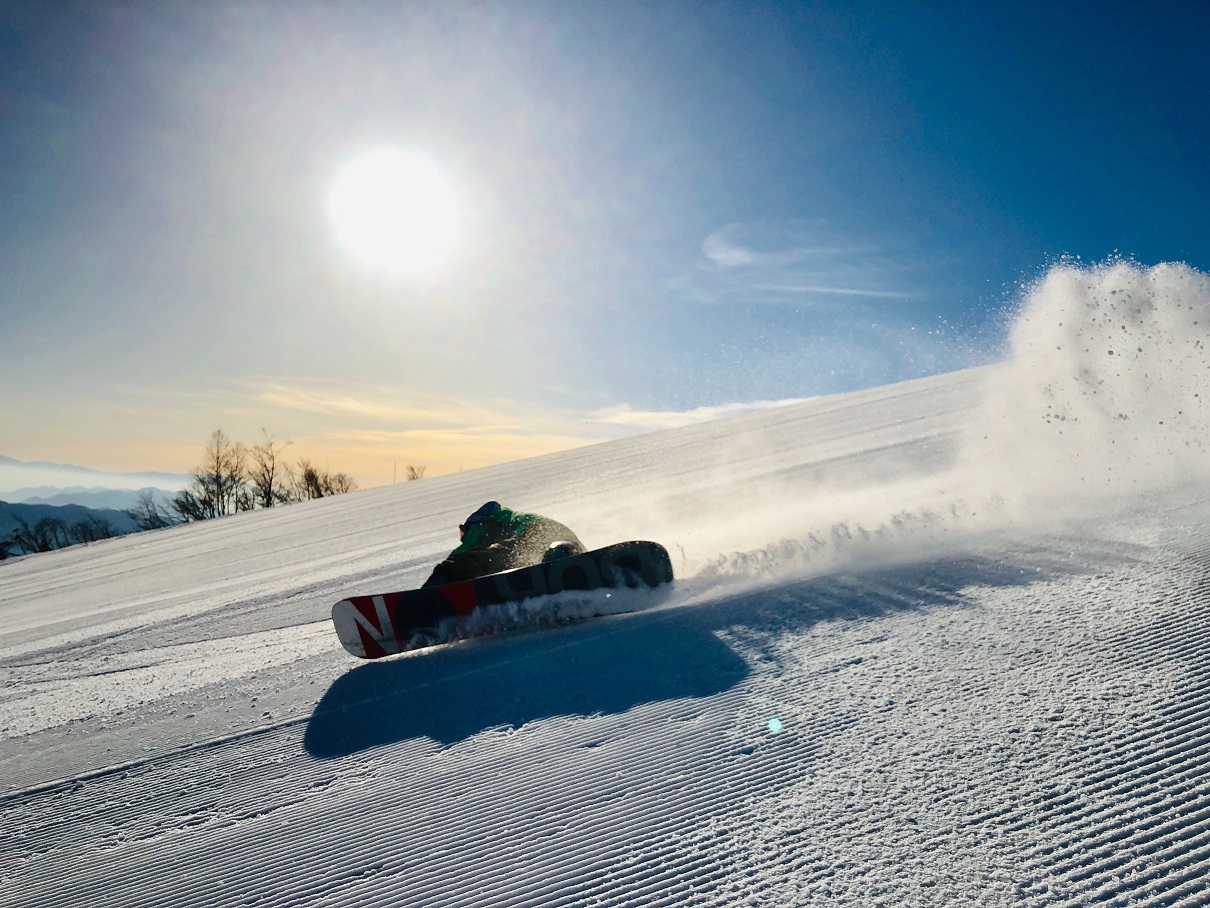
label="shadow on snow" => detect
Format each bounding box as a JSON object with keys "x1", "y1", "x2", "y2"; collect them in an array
[
  {"x1": 304, "y1": 610, "x2": 750, "y2": 757},
  {"x1": 304, "y1": 538, "x2": 1113, "y2": 758}
]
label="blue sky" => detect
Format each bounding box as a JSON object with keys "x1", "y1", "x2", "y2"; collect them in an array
[{"x1": 2, "y1": 1, "x2": 1207, "y2": 487}]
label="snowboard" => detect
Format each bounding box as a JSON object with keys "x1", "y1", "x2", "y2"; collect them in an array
[{"x1": 332, "y1": 540, "x2": 674, "y2": 659}]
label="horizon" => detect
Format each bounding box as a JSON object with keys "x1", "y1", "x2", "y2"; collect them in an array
[{"x1": 2, "y1": 2, "x2": 1208, "y2": 488}]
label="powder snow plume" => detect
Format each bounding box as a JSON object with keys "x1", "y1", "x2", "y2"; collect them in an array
[
  {"x1": 964, "y1": 260, "x2": 1210, "y2": 510},
  {"x1": 642, "y1": 260, "x2": 1210, "y2": 595}
]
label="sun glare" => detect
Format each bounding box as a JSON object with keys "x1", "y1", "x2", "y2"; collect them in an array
[{"x1": 328, "y1": 148, "x2": 459, "y2": 276}]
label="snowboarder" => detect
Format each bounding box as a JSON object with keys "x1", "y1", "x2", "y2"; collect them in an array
[{"x1": 422, "y1": 501, "x2": 586, "y2": 588}]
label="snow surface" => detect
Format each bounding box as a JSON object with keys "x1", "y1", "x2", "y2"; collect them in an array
[{"x1": 4, "y1": 261, "x2": 1210, "y2": 906}]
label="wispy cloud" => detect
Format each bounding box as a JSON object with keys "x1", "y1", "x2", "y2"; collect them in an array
[
  {"x1": 248, "y1": 381, "x2": 820, "y2": 447},
  {"x1": 751, "y1": 283, "x2": 918, "y2": 299},
  {"x1": 702, "y1": 229, "x2": 878, "y2": 270},
  {"x1": 234, "y1": 381, "x2": 825, "y2": 477},
  {"x1": 22, "y1": 377, "x2": 825, "y2": 488},
  {"x1": 592, "y1": 397, "x2": 814, "y2": 431},
  {"x1": 56, "y1": 379, "x2": 616, "y2": 484},
  {"x1": 248, "y1": 382, "x2": 483, "y2": 426},
  {"x1": 687, "y1": 219, "x2": 927, "y2": 307}
]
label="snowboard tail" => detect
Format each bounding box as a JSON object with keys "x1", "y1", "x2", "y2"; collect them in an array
[{"x1": 332, "y1": 540, "x2": 674, "y2": 659}]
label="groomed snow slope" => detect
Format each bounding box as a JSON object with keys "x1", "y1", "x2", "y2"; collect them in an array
[{"x1": 4, "y1": 261, "x2": 1210, "y2": 906}]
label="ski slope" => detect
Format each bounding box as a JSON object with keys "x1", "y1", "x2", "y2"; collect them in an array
[{"x1": 5, "y1": 261, "x2": 1210, "y2": 906}]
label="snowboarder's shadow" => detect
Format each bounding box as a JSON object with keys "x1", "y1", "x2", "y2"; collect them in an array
[
  {"x1": 305, "y1": 541, "x2": 1104, "y2": 758},
  {"x1": 304, "y1": 610, "x2": 751, "y2": 757}
]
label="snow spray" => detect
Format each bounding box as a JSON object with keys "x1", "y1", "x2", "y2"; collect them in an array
[
  {"x1": 574, "y1": 260, "x2": 1210, "y2": 595},
  {"x1": 964, "y1": 260, "x2": 1210, "y2": 509}
]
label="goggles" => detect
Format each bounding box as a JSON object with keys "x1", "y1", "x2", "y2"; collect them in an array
[{"x1": 459, "y1": 502, "x2": 501, "y2": 538}]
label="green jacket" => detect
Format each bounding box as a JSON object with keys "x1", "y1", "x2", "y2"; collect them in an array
[
  {"x1": 423, "y1": 504, "x2": 584, "y2": 587},
  {"x1": 447, "y1": 504, "x2": 541, "y2": 557}
]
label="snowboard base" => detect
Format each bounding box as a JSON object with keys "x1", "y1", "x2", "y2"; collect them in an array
[{"x1": 333, "y1": 540, "x2": 674, "y2": 659}]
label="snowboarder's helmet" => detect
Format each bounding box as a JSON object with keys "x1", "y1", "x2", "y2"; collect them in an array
[{"x1": 460, "y1": 501, "x2": 502, "y2": 537}]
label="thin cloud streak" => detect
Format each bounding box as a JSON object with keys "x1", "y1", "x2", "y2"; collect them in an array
[
  {"x1": 752, "y1": 284, "x2": 919, "y2": 299},
  {"x1": 5, "y1": 376, "x2": 825, "y2": 488},
  {"x1": 593, "y1": 397, "x2": 814, "y2": 431},
  {"x1": 241, "y1": 380, "x2": 604, "y2": 438},
  {"x1": 688, "y1": 219, "x2": 927, "y2": 307},
  {"x1": 251, "y1": 383, "x2": 478, "y2": 425},
  {"x1": 248, "y1": 381, "x2": 817, "y2": 441},
  {"x1": 226, "y1": 381, "x2": 825, "y2": 480},
  {"x1": 702, "y1": 235, "x2": 879, "y2": 270}
]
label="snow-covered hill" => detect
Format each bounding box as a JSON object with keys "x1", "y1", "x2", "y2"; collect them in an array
[{"x1": 4, "y1": 262, "x2": 1210, "y2": 906}]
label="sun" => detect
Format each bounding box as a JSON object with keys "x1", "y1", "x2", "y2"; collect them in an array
[{"x1": 328, "y1": 148, "x2": 459, "y2": 276}]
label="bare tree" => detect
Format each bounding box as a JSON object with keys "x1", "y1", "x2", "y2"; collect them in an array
[
  {"x1": 170, "y1": 429, "x2": 356, "y2": 518},
  {"x1": 129, "y1": 491, "x2": 175, "y2": 530},
  {"x1": 404, "y1": 464, "x2": 427, "y2": 481},
  {"x1": 172, "y1": 429, "x2": 249, "y2": 520},
  {"x1": 235, "y1": 484, "x2": 255, "y2": 513},
  {"x1": 290, "y1": 458, "x2": 323, "y2": 501},
  {"x1": 12, "y1": 517, "x2": 69, "y2": 553},
  {"x1": 289, "y1": 457, "x2": 357, "y2": 500},
  {"x1": 207, "y1": 429, "x2": 248, "y2": 515},
  {"x1": 68, "y1": 516, "x2": 117, "y2": 545},
  {"x1": 171, "y1": 489, "x2": 209, "y2": 523},
  {"x1": 249, "y1": 431, "x2": 292, "y2": 508},
  {"x1": 325, "y1": 471, "x2": 356, "y2": 494}
]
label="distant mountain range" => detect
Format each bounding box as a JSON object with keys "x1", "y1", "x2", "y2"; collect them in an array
[
  {"x1": 0, "y1": 455, "x2": 190, "y2": 509},
  {"x1": 5, "y1": 486, "x2": 175, "y2": 511}
]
